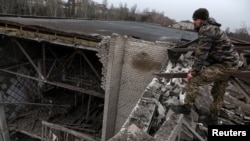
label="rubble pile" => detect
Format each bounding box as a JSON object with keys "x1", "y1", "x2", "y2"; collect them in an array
[
  {"x1": 109, "y1": 48, "x2": 250, "y2": 141},
  {"x1": 156, "y1": 51, "x2": 250, "y2": 140}
]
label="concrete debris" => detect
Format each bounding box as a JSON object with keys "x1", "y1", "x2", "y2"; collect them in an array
[
  {"x1": 156, "y1": 101, "x2": 166, "y2": 124},
  {"x1": 111, "y1": 49, "x2": 250, "y2": 141},
  {"x1": 146, "y1": 78, "x2": 162, "y2": 91},
  {"x1": 109, "y1": 124, "x2": 157, "y2": 141}
]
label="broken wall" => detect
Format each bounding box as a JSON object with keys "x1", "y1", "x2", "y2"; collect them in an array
[{"x1": 101, "y1": 34, "x2": 174, "y2": 140}]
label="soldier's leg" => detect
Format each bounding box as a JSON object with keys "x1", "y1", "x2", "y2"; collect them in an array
[
  {"x1": 184, "y1": 77, "x2": 201, "y2": 108},
  {"x1": 210, "y1": 78, "x2": 230, "y2": 120},
  {"x1": 209, "y1": 64, "x2": 236, "y2": 120},
  {"x1": 185, "y1": 64, "x2": 226, "y2": 109}
]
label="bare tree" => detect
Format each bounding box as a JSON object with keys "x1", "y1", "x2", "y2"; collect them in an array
[
  {"x1": 26, "y1": 0, "x2": 33, "y2": 15},
  {"x1": 0, "y1": 0, "x2": 15, "y2": 13},
  {"x1": 103, "y1": 0, "x2": 107, "y2": 6},
  {"x1": 67, "y1": 0, "x2": 76, "y2": 17},
  {"x1": 102, "y1": 0, "x2": 108, "y2": 19},
  {"x1": 0, "y1": 0, "x2": 179, "y2": 29},
  {"x1": 118, "y1": 3, "x2": 128, "y2": 20},
  {"x1": 229, "y1": 22, "x2": 250, "y2": 42},
  {"x1": 126, "y1": 4, "x2": 137, "y2": 21},
  {"x1": 235, "y1": 25, "x2": 249, "y2": 41},
  {"x1": 43, "y1": 0, "x2": 64, "y2": 17}
]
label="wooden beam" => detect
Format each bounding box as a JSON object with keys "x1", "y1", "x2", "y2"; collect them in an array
[
  {"x1": 182, "y1": 120, "x2": 206, "y2": 141},
  {"x1": 153, "y1": 71, "x2": 250, "y2": 79}
]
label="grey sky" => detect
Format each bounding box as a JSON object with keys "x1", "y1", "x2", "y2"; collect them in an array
[{"x1": 93, "y1": 0, "x2": 250, "y2": 32}]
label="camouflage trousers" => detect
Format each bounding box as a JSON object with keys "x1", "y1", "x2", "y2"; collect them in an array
[{"x1": 184, "y1": 64, "x2": 237, "y2": 120}]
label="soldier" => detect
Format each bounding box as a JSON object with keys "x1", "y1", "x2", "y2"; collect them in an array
[{"x1": 179, "y1": 8, "x2": 240, "y2": 124}]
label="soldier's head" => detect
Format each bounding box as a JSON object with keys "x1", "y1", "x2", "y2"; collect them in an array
[{"x1": 192, "y1": 8, "x2": 209, "y2": 30}]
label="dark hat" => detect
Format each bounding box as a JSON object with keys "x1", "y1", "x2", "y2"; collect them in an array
[{"x1": 192, "y1": 8, "x2": 209, "y2": 20}]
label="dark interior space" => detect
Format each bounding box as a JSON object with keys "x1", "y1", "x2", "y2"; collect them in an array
[{"x1": 0, "y1": 36, "x2": 104, "y2": 140}]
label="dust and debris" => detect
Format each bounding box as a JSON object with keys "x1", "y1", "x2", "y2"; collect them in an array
[{"x1": 131, "y1": 51, "x2": 162, "y2": 72}]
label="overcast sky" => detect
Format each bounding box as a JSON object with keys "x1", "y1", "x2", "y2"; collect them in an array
[{"x1": 92, "y1": 0, "x2": 249, "y2": 32}]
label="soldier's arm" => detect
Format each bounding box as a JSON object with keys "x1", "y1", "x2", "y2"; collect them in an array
[{"x1": 191, "y1": 26, "x2": 220, "y2": 76}]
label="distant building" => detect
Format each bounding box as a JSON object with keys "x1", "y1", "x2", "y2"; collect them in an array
[{"x1": 169, "y1": 20, "x2": 194, "y2": 31}]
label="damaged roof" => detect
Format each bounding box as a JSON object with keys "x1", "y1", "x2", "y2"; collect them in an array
[
  {"x1": 1, "y1": 15, "x2": 250, "y2": 141},
  {"x1": 0, "y1": 16, "x2": 197, "y2": 42}
]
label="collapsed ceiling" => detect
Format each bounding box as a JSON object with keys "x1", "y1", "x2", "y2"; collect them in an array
[{"x1": 0, "y1": 15, "x2": 250, "y2": 141}]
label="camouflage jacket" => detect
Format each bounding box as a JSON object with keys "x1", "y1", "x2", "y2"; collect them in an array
[{"x1": 191, "y1": 19, "x2": 239, "y2": 76}]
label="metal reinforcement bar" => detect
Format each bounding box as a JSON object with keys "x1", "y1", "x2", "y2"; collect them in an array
[{"x1": 42, "y1": 120, "x2": 96, "y2": 141}]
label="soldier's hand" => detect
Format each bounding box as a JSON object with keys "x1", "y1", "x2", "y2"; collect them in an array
[
  {"x1": 184, "y1": 68, "x2": 193, "y2": 82},
  {"x1": 186, "y1": 72, "x2": 193, "y2": 81}
]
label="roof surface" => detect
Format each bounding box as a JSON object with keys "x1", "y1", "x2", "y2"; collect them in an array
[{"x1": 0, "y1": 16, "x2": 197, "y2": 42}]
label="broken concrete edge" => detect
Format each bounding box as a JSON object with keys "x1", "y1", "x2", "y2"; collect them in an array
[
  {"x1": 96, "y1": 35, "x2": 111, "y2": 90},
  {"x1": 109, "y1": 76, "x2": 183, "y2": 140},
  {"x1": 154, "y1": 108, "x2": 184, "y2": 141},
  {"x1": 110, "y1": 77, "x2": 162, "y2": 131},
  {"x1": 109, "y1": 95, "x2": 186, "y2": 141},
  {"x1": 119, "y1": 88, "x2": 162, "y2": 132},
  {"x1": 108, "y1": 124, "x2": 160, "y2": 141}
]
